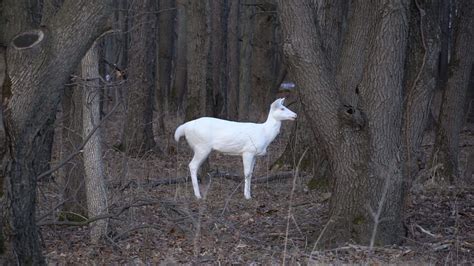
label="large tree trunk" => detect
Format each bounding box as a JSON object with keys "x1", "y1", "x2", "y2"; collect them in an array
[
  {"x1": 2, "y1": 1, "x2": 112, "y2": 263},
  {"x1": 123, "y1": 0, "x2": 157, "y2": 156},
  {"x1": 276, "y1": 0, "x2": 350, "y2": 175},
  {"x1": 278, "y1": 0, "x2": 408, "y2": 247},
  {"x1": 81, "y1": 44, "x2": 108, "y2": 244},
  {"x1": 60, "y1": 85, "x2": 87, "y2": 217},
  {"x1": 185, "y1": 0, "x2": 210, "y2": 120},
  {"x1": 431, "y1": 0, "x2": 474, "y2": 183}
]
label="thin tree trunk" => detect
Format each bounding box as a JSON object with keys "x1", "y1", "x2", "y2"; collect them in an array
[
  {"x1": 249, "y1": 0, "x2": 279, "y2": 121},
  {"x1": 156, "y1": 0, "x2": 176, "y2": 132},
  {"x1": 226, "y1": 0, "x2": 240, "y2": 120},
  {"x1": 171, "y1": 0, "x2": 188, "y2": 115},
  {"x1": 431, "y1": 0, "x2": 474, "y2": 183},
  {"x1": 238, "y1": 0, "x2": 255, "y2": 121},
  {"x1": 123, "y1": 0, "x2": 157, "y2": 156},
  {"x1": 185, "y1": 0, "x2": 210, "y2": 120},
  {"x1": 209, "y1": 0, "x2": 225, "y2": 117},
  {"x1": 81, "y1": 44, "x2": 108, "y2": 243}
]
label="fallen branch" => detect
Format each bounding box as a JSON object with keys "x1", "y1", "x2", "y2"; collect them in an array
[{"x1": 109, "y1": 171, "x2": 299, "y2": 190}]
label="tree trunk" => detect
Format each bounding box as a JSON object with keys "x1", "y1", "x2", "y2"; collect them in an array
[
  {"x1": 156, "y1": 0, "x2": 176, "y2": 131},
  {"x1": 315, "y1": 0, "x2": 349, "y2": 74},
  {"x1": 185, "y1": 0, "x2": 210, "y2": 120},
  {"x1": 81, "y1": 44, "x2": 108, "y2": 243},
  {"x1": 60, "y1": 85, "x2": 87, "y2": 217},
  {"x1": 431, "y1": 0, "x2": 474, "y2": 183},
  {"x1": 226, "y1": 0, "x2": 240, "y2": 120},
  {"x1": 172, "y1": 0, "x2": 188, "y2": 115},
  {"x1": 402, "y1": 0, "x2": 441, "y2": 188},
  {"x1": 2, "y1": 1, "x2": 112, "y2": 263},
  {"x1": 209, "y1": 0, "x2": 225, "y2": 117},
  {"x1": 158, "y1": 0, "x2": 176, "y2": 112},
  {"x1": 123, "y1": 0, "x2": 157, "y2": 156},
  {"x1": 278, "y1": 0, "x2": 408, "y2": 247},
  {"x1": 238, "y1": 0, "x2": 255, "y2": 121},
  {"x1": 249, "y1": 0, "x2": 280, "y2": 121}
]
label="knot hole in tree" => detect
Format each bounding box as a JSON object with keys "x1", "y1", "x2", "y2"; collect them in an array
[
  {"x1": 339, "y1": 104, "x2": 366, "y2": 130},
  {"x1": 12, "y1": 30, "x2": 44, "y2": 50}
]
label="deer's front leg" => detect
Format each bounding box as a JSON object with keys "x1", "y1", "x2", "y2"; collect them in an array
[{"x1": 242, "y1": 152, "x2": 256, "y2": 199}]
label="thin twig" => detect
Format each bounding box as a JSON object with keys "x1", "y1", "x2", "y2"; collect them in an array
[
  {"x1": 37, "y1": 99, "x2": 121, "y2": 181},
  {"x1": 282, "y1": 147, "x2": 309, "y2": 265}
]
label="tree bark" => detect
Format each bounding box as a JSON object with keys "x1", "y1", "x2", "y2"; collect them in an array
[
  {"x1": 185, "y1": 0, "x2": 210, "y2": 120},
  {"x1": 123, "y1": 0, "x2": 157, "y2": 156},
  {"x1": 431, "y1": 0, "x2": 474, "y2": 183},
  {"x1": 81, "y1": 44, "x2": 108, "y2": 244},
  {"x1": 2, "y1": 0, "x2": 112, "y2": 263},
  {"x1": 278, "y1": 0, "x2": 408, "y2": 247}
]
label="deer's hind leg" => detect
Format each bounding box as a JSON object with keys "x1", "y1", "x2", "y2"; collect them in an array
[{"x1": 188, "y1": 147, "x2": 211, "y2": 199}]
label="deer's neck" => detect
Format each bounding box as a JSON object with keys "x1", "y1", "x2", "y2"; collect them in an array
[{"x1": 263, "y1": 114, "x2": 281, "y2": 142}]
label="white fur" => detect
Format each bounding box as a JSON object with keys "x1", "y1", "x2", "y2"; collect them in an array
[{"x1": 175, "y1": 98, "x2": 297, "y2": 199}]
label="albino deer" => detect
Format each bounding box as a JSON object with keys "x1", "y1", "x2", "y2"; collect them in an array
[{"x1": 174, "y1": 98, "x2": 297, "y2": 199}]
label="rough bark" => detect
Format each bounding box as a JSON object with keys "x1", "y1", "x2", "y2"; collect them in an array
[
  {"x1": 237, "y1": 0, "x2": 255, "y2": 121},
  {"x1": 2, "y1": 0, "x2": 112, "y2": 263},
  {"x1": 185, "y1": 0, "x2": 210, "y2": 120},
  {"x1": 226, "y1": 0, "x2": 240, "y2": 120},
  {"x1": 431, "y1": 0, "x2": 474, "y2": 182},
  {"x1": 315, "y1": 0, "x2": 349, "y2": 74},
  {"x1": 402, "y1": 0, "x2": 441, "y2": 187},
  {"x1": 60, "y1": 85, "x2": 87, "y2": 217},
  {"x1": 335, "y1": 0, "x2": 376, "y2": 105},
  {"x1": 278, "y1": 0, "x2": 408, "y2": 246},
  {"x1": 81, "y1": 44, "x2": 108, "y2": 244},
  {"x1": 123, "y1": 0, "x2": 157, "y2": 156},
  {"x1": 277, "y1": 0, "x2": 350, "y2": 176}
]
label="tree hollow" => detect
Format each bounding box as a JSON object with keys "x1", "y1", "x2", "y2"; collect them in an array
[{"x1": 12, "y1": 30, "x2": 44, "y2": 49}]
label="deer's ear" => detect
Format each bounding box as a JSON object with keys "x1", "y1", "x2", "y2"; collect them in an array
[
  {"x1": 279, "y1": 98, "x2": 285, "y2": 106},
  {"x1": 271, "y1": 98, "x2": 281, "y2": 108}
]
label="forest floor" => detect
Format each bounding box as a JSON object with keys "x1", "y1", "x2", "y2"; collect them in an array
[{"x1": 39, "y1": 114, "x2": 474, "y2": 265}]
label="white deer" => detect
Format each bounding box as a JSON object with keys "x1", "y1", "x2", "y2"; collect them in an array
[{"x1": 174, "y1": 98, "x2": 297, "y2": 199}]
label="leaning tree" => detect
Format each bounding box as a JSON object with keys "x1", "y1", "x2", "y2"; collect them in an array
[{"x1": 1, "y1": 0, "x2": 112, "y2": 263}]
